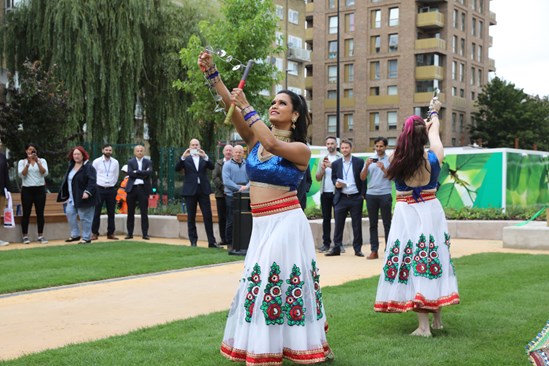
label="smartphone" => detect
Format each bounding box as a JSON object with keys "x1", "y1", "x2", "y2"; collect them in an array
[
  {"x1": 190, "y1": 149, "x2": 199, "y2": 155},
  {"x1": 433, "y1": 88, "x2": 439, "y2": 98},
  {"x1": 372, "y1": 158, "x2": 379, "y2": 163}
]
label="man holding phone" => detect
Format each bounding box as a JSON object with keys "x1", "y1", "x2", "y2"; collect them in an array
[
  {"x1": 360, "y1": 136, "x2": 392, "y2": 260},
  {"x1": 175, "y1": 138, "x2": 218, "y2": 248},
  {"x1": 315, "y1": 136, "x2": 341, "y2": 253}
]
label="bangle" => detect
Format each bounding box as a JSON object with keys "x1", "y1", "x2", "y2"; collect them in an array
[
  {"x1": 243, "y1": 110, "x2": 257, "y2": 121},
  {"x1": 204, "y1": 65, "x2": 218, "y2": 77},
  {"x1": 241, "y1": 105, "x2": 253, "y2": 115},
  {"x1": 245, "y1": 112, "x2": 261, "y2": 127},
  {"x1": 429, "y1": 111, "x2": 439, "y2": 118}
]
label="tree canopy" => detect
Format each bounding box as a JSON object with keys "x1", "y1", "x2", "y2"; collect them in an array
[{"x1": 470, "y1": 77, "x2": 549, "y2": 151}]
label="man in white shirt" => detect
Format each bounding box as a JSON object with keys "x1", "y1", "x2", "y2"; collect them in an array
[
  {"x1": 92, "y1": 144, "x2": 120, "y2": 240},
  {"x1": 315, "y1": 136, "x2": 341, "y2": 253}
]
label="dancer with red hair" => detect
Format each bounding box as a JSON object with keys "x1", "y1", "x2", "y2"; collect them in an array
[{"x1": 374, "y1": 98, "x2": 460, "y2": 337}]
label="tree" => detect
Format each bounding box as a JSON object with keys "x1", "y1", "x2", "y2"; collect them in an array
[
  {"x1": 0, "y1": 61, "x2": 73, "y2": 189},
  {"x1": 470, "y1": 77, "x2": 549, "y2": 150},
  {"x1": 175, "y1": 0, "x2": 283, "y2": 152}
]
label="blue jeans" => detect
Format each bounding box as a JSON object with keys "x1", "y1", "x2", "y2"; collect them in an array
[{"x1": 66, "y1": 203, "x2": 95, "y2": 241}]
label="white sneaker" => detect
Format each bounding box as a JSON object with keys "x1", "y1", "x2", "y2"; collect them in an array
[
  {"x1": 23, "y1": 237, "x2": 31, "y2": 244},
  {"x1": 0, "y1": 240, "x2": 9, "y2": 246},
  {"x1": 37, "y1": 236, "x2": 48, "y2": 244}
]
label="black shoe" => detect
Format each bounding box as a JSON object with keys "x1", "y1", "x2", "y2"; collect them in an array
[
  {"x1": 124, "y1": 235, "x2": 133, "y2": 240},
  {"x1": 190, "y1": 241, "x2": 197, "y2": 247},
  {"x1": 325, "y1": 249, "x2": 341, "y2": 256},
  {"x1": 341, "y1": 247, "x2": 346, "y2": 253},
  {"x1": 209, "y1": 242, "x2": 220, "y2": 248},
  {"x1": 355, "y1": 251, "x2": 365, "y2": 257},
  {"x1": 142, "y1": 235, "x2": 150, "y2": 240},
  {"x1": 318, "y1": 245, "x2": 330, "y2": 253},
  {"x1": 65, "y1": 236, "x2": 81, "y2": 243}
]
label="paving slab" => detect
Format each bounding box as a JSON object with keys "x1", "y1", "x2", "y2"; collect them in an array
[{"x1": 0, "y1": 237, "x2": 546, "y2": 361}]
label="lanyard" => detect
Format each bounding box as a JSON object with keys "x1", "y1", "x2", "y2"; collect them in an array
[
  {"x1": 343, "y1": 159, "x2": 352, "y2": 180},
  {"x1": 103, "y1": 159, "x2": 112, "y2": 177}
]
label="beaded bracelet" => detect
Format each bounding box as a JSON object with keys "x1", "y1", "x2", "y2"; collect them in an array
[
  {"x1": 204, "y1": 65, "x2": 218, "y2": 77},
  {"x1": 245, "y1": 111, "x2": 261, "y2": 127},
  {"x1": 241, "y1": 105, "x2": 254, "y2": 116}
]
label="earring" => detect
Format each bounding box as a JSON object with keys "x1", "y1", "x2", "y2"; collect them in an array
[{"x1": 292, "y1": 116, "x2": 297, "y2": 129}]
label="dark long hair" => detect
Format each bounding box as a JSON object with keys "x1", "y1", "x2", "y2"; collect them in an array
[
  {"x1": 386, "y1": 115, "x2": 429, "y2": 182},
  {"x1": 277, "y1": 90, "x2": 311, "y2": 144}
]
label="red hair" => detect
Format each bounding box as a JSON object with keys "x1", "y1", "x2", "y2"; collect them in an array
[
  {"x1": 386, "y1": 115, "x2": 429, "y2": 182},
  {"x1": 67, "y1": 146, "x2": 90, "y2": 161}
]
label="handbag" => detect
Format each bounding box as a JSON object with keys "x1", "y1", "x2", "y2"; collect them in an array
[{"x1": 3, "y1": 188, "x2": 15, "y2": 229}]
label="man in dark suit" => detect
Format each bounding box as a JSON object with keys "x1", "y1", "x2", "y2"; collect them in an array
[
  {"x1": 175, "y1": 138, "x2": 218, "y2": 248},
  {"x1": 326, "y1": 139, "x2": 365, "y2": 257},
  {"x1": 212, "y1": 144, "x2": 233, "y2": 245},
  {"x1": 125, "y1": 144, "x2": 152, "y2": 240}
]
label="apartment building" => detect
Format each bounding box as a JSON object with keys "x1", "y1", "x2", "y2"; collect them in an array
[{"x1": 305, "y1": 0, "x2": 496, "y2": 150}]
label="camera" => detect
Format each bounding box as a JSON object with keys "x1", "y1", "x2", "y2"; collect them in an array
[{"x1": 372, "y1": 158, "x2": 379, "y2": 163}]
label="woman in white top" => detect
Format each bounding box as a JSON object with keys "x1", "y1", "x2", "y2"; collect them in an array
[{"x1": 18, "y1": 143, "x2": 49, "y2": 244}]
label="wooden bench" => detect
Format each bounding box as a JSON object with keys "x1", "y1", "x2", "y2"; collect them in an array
[
  {"x1": 177, "y1": 194, "x2": 219, "y2": 223},
  {"x1": 3, "y1": 192, "x2": 67, "y2": 224}
]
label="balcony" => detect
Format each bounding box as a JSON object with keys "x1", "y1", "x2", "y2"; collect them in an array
[
  {"x1": 305, "y1": 76, "x2": 313, "y2": 89},
  {"x1": 416, "y1": 11, "x2": 445, "y2": 29},
  {"x1": 415, "y1": 38, "x2": 447, "y2": 52},
  {"x1": 288, "y1": 47, "x2": 311, "y2": 63},
  {"x1": 488, "y1": 58, "x2": 496, "y2": 72},
  {"x1": 367, "y1": 95, "x2": 400, "y2": 106},
  {"x1": 414, "y1": 92, "x2": 445, "y2": 104},
  {"x1": 489, "y1": 11, "x2": 497, "y2": 25},
  {"x1": 415, "y1": 65, "x2": 444, "y2": 80},
  {"x1": 489, "y1": 35, "x2": 493, "y2": 47},
  {"x1": 306, "y1": 2, "x2": 314, "y2": 14},
  {"x1": 305, "y1": 28, "x2": 313, "y2": 42},
  {"x1": 324, "y1": 98, "x2": 356, "y2": 109}
]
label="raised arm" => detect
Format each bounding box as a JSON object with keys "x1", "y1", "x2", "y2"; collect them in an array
[
  {"x1": 198, "y1": 52, "x2": 256, "y2": 147},
  {"x1": 426, "y1": 98, "x2": 443, "y2": 164}
]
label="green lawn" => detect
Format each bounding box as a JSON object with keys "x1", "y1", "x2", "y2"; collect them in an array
[
  {"x1": 1, "y1": 253, "x2": 547, "y2": 365},
  {"x1": 0, "y1": 241, "x2": 241, "y2": 294}
]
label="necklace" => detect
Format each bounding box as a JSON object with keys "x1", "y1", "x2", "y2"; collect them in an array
[{"x1": 257, "y1": 128, "x2": 293, "y2": 162}]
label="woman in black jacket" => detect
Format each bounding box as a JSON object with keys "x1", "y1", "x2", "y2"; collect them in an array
[{"x1": 57, "y1": 146, "x2": 98, "y2": 244}]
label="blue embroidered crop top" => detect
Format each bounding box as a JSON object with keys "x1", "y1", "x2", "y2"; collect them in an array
[
  {"x1": 246, "y1": 142, "x2": 304, "y2": 191},
  {"x1": 394, "y1": 150, "x2": 441, "y2": 198}
]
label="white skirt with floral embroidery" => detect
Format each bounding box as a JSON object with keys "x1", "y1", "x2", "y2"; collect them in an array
[
  {"x1": 221, "y1": 207, "x2": 332, "y2": 365},
  {"x1": 374, "y1": 198, "x2": 460, "y2": 313}
]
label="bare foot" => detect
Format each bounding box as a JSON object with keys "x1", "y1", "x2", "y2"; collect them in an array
[
  {"x1": 432, "y1": 311, "x2": 443, "y2": 329},
  {"x1": 432, "y1": 321, "x2": 444, "y2": 330},
  {"x1": 411, "y1": 327, "x2": 432, "y2": 337}
]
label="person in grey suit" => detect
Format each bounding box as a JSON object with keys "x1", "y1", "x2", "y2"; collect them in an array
[
  {"x1": 175, "y1": 138, "x2": 218, "y2": 248},
  {"x1": 325, "y1": 139, "x2": 365, "y2": 257},
  {"x1": 125, "y1": 144, "x2": 152, "y2": 240}
]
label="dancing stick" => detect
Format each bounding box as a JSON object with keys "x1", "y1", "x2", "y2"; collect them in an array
[{"x1": 224, "y1": 59, "x2": 255, "y2": 125}]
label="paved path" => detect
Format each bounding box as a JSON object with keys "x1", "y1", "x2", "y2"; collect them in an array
[{"x1": 0, "y1": 238, "x2": 546, "y2": 361}]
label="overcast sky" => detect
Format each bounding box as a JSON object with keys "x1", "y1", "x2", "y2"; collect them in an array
[{"x1": 489, "y1": 0, "x2": 549, "y2": 97}]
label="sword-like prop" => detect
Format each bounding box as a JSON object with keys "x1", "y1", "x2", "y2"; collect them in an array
[{"x1": 224, "y1": 60, "x2": 255, "y2": 125}]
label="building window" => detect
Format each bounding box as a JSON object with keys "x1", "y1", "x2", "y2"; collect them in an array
[
  {"x1": 453, "y1": 9, "x2": 459, "y2": 28},
  {"x1": 471, "y1": 17, "x2": 476, "y2": 36},
  {"x1": 389, "y1": 7, "x2": 399, "y2": 26},
  {"x1": 327, "y1": 115, "x2": 337, "y2": 133},
  {"x1": 478, "y1": 68, "x2": 483, "y2": 86},
  {"x1": 370, "y1": 87, "x2": 380, "y2": 96},
  {"x1": 478, "y1": 20, "x2": 484, "y2": 38},
  {"x1": 387, "y1": 111, "x2": 398, "y2": 130},
  {"x1": 460, "y1": 38, "x2": 465, "y2": 57},
  {"x1": 328, "y1": 0, "x2": 336, "y2": 9},
  {"x1": 372, "y1": 9, "x2": 381, "y2": 28},
  {"x1": 387, "y1": 85, "x2": 398, "y2": 95},
  {"x1": 344, "y1": 88, "x2": 353, "y2": 97},
  {"x1": 275, "y1": 5, "x2": 284, "y2": 20},
  {"x1": 452, "y1": 113, "x2": 457, "y2": 132},
  {"x1": 328, "y1": 41, "x2": 338, "y2": 59},
  {"x1": 452, "y1": 36, "x2": 458, "y2": 53},
  {"x1": 461, "y1": 12, "x2": 466, "y2": 32},
  {"x1": 459, "y1": 63, "x2": 465, "y2": 82},
  {"x1": 452, "y1": 86, "x2": 457, "y2": 96},
  {"x1": 460, "y1": 88, "x2": 465, "y2": 97},
  {"x1": 371, "y1": 61, "x2": 380, "y2": 80},
  {"x1": 471, "y1": 43, "x2": 476, "y2": 60},
  {"x1": 477, "y1": 45, "x2": 483, "y2": 62},
  {"x1": 329, "y1": 16, "x2": 338, "y2": 34},
  {"x1": 452, "y1": 61, "x2": 457, "y2": 80},
  {"x1": 471, "y1": 67, "x2": 475, "y2": 85},
  {"x1": 288, "y1": 9, "x2": 299, "y2": 25},
  {"x1": 388, "y1": 59, "x2": 398, "y2": 79},
  {"x1": 345, "y1": 39, "x2": 354, "y2": 57},
  {"x1": 288, "y1": 35, "x2": 303, "y2": 49},
  {"x1": 345, "y1": 13, "x2": 355, "y2": 32},
  {"x1": 479, "y1": 0, "x2": 484, "y2": 13},
  {"x1": 388, "y1": 33, "x2": 398, "y2": 52},
  {"x1": 459, "y1": 114, "x2": 464, "y2": 132},
  {"x1": 288, "y1": 61, "x2": 299, "y2": 76},
  {"x1": 346, "y1": 0, "x2": 355, "y2": 6},
  {"x1": 371, "y1": 36, "x2": 381, "y2": 53},
  {"x1": 275, "y1": 32, "x2": 284, "y2": 47},
  {"x1": 327, "y1": 90, "x2": 337, "y2": 99},
  {"x1": 370, "y1": 112, "x2": 380, "y2": 131},
  {"x1": 452, "y1": 138, "x2": 457, "y2": 146},
  {"x1": 388, "y1": 137, "x2": 396, "y2": 147},
  {"x1": 344, "y1": 114, "x2": 354, "y2": 132},
  {"x1": 344, "y1": 64, "x2": 354, "y2": 82},
  {"x1": 328, "y1": 65, "x2": 337, "y2": 83}
]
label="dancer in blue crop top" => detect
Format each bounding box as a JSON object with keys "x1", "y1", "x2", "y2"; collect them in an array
[
  {"x1": 198, "y1": 51, "x2": 333, "y2": 364},
  {"x1": 374, "y1": 98, "x2": 460, "y2": 338}
]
